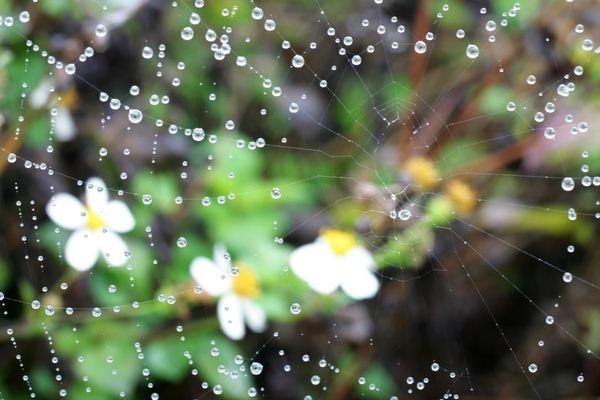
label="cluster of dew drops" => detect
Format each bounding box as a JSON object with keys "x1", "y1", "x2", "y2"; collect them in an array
[{"x1": 501, "y1": 8, "x2": 599, "y2": 302}]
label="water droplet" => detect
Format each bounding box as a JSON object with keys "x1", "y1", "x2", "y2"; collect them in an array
[
  {"x1": 128, "y1": 109, "x2": 143, "y2": 124},
  {"x1": 561, "y1": 177, "x2": 574, "y2": 191},
  {"x1": 192, "y1": 128, "x2": 205, "y2": 141},
  {"x1": 292, "y1": 54, "x2": 305, "y2": 68},
  {"x1": 528, "y1": 363, "x2": 538, "y2": 373},
  {"x1": 65, "y1": 63, "x2": 76, "y2": 75},
  {"x1": 557, "y1": 84, "x2": 570, "y2": 97},
  {"x1": 290, "y1": 302, "x2": 302, "y2": 315},
  {"x1": 466, "y1": 44, "x2": 479, "y2": 59},
  {"x1": 142, "y1": 46, "x2": 154, "y2": 59},
  {"x1": 544, "y1": 127, "x2": 556, "y2": 139},
  {"x1": 250, "y1": 362, "x2": 263, "y2": 375},
  {"x1": 399, "y1": 209, "x2": 411, "y2": 221},
  {"x1": 19, "y1": 11, "x2": 30, "y2": 23},
  {"x1": 414, "y1": 41, "x2": 427, "y2": 54},
  {"x1": 264, "y1": 19, "x2": 276, "y2": 31},
  {"x1": 181, "y1": 27, "x2": 194, "y2": 41},
  {"x1": 252, "y1": 7, "x2": 264, "y2": 20},
  {"x1": 95, "y1": 24, "x2": 107, "y2": 37}
]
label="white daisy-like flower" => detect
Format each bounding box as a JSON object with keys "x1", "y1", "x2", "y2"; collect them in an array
[
  {"x1": 190, "y1": 244, "x2": 266, "y2": 340},
  {"x1": 290, "y1": 228, "x2": 380, "y2": 300},
  {"x1": 45, "y1": 177, "x2": 135, "y2": 271}
]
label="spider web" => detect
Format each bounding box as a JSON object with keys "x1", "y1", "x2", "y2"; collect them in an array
[{"x1": 0, "y1": 0, "x2": 598, "y2": 399}]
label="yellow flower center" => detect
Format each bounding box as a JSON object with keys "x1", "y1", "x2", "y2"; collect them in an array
[
  {"x1": 321, "y1": 228, "x2": 356, "y2": 255},
  {"x1": 404, "y1": 157, "x2": 439, "y2": 190},
  {"x1": 445, "y1": 180, "x2": 477, "y2": 215},
  {"x1": 86, "y1": 207, "x2": 106, "y2": 230},
  {"x1": 231, "y1": 265, "x2": 260, "y2": 298},
  {"x1": 55, "y1": 87, "x2": 78, "y2": 109}
]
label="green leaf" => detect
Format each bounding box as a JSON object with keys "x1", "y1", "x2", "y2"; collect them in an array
[
  {"x1": 355, "y1": 363, "x2": 396, "y2": 399},
  {"x1": 493, "y1": 0, "x2": 541, "y2": 26},
  {"x1": 131, "y1": 171, "x2": 179, "y2": 214},
  {"x1": 192, "y1": 329, "x2": 254, "y2": 400},
  {"x1": 426, "y1": 196, "x2": 453, "y2": 226},
  {"x1": 435, "y1": 138, "x2": 485, "y2": 176},
  {"x1": 40, "y1": 0, "x2": 77, "y2": 17},
  {"x1": 144, "y1": 335, "x2": 191, "y2": 382},
  {"x1": 479, "y1": 86, "x2": 513, "y2": 115},
  {"x1": 30, "y1": 366, "x2": 57, "y2": 398},
  {"x1": 375, "y1": 224, "x2": 434, "y2": 269},
  {"x1": 54, "y1": 322, "x2": 144, "y2": 396},
  {"x1": 88, "y1": 240, "x2": 154, "y2": 306},
  {"x1": 334, "y1": 80, "x2": 372, "y2": 135},
  {"x1": 584, "y1": 310, "x2": 600, "y2": 353}
]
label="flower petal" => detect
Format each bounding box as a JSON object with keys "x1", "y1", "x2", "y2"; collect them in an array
[
  {"x1": 217, "y1": 294, "x2": 245, "y2": 340},
  {"x1": 97, "y1": 230, "x2": 130, "y2": 266},
  {"x1": 85, "y1": 177, "x2": 109, "y2": 210},
  {"x1": 46, "y1": 193, "x2": 86, "y2": 230},
  {"x1": 243, "y1": 300, "x2": 267, "y2": 333},
  {"x1": 104, "y1": 200, "x2": 135, "y2": 233},
  {"x1": 212, "y1": 243, "x2": 232, "y2": 271},
  {"x1": 290, "y1": 241, "x2": 340, "y2": 295},
  {"x1": 339, "y1": 247, "x2": 380, "y2": 300},
  {"x1": 54, "y1": 107, "x2": 76, "y2": 141},
  {"x1": 65, "y1": 229, "x2": 99, "y2": 271},
  {"x1": 29, "y1": 78, "x2": 51, "y2": 108},
  {"x1": 190, "y1": 257, "x2": 231, "y2": 296}
]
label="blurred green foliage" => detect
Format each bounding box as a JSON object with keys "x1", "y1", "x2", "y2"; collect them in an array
[{"x1": 0, "y1": 0, "x2": 598, "y2": 398}]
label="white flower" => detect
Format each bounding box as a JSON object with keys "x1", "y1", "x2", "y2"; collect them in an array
[
  {"x1": 290, "y1": 229, "x2": 380, "y2": 300},
  {"x1": 190, "y1": 244, "x2": 266, "y2": 340},
  {"x1": 30, "y1": 77, "x2": 76, "y2": 141},
  {"x1": 45, "y1": 177, "x2": 135, "y2": 271}
]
